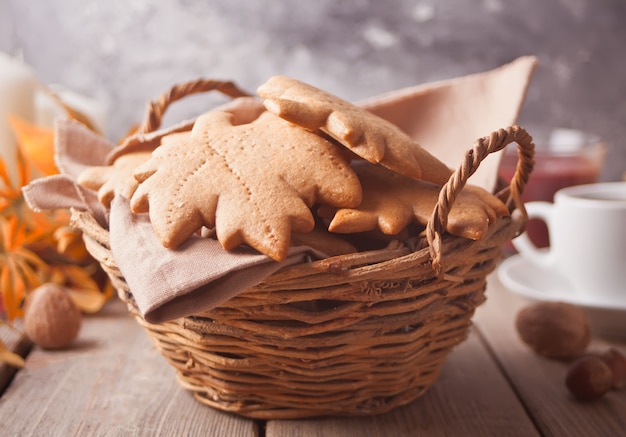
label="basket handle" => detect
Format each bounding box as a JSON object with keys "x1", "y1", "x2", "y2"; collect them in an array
[
  {"x1": 137, "y1": 79, "x2": 252, "y2": 134},
  {"x1": 426, "y1": 125, "x2": 535, "y2": 277}
]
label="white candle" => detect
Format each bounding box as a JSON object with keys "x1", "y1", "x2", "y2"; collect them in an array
[{"x1": 0, "y1": 52, "x2": 37, "y2": 184}]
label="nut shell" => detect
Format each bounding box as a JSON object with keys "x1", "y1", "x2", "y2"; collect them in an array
[
  {"x1": 24, "y1": 283, "x2": 82, "y2": 350},
  {"x1": 515, "y1": 301, "x2": 591, "y2": 359},
  {"x1": 565, "y1": 356, "x2": 613, "y2": 401}
]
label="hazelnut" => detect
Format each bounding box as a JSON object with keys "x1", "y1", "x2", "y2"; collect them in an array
[
  {"x1": 515, "y1": 301, "x2": 591, "y2": 359},
  {"x1": 24, "y1": 283, "x2": 82, "y2": 350},
  {"x1": 565, "y1": 355, "x2": 613, "y2": 401},
  {"x1": 600, "y1": 348, "x2": 626, "y2": 390}
]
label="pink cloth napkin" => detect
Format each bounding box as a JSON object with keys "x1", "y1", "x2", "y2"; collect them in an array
[
  {"x1": 109, "y1": 195, "x2": 323, "y2": 322},
  {"x1": 23, "y1": 56, "x2": 536, "y2": 323}
]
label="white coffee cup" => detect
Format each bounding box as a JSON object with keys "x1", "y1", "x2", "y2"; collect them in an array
[{"x1": 512, "y1": 182, "x2": 626, "y2": 306}]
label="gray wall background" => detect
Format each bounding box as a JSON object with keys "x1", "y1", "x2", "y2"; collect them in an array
[{"x1": 1, "y1": 0, "x2": 624, "y2": 181}]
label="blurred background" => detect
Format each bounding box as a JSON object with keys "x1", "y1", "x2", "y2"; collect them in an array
[{"x1": 1, "y1": 0, "x2": 624, "y2": 181}]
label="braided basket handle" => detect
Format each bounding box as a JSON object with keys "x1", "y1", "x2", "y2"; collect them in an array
[
  {"x1": 427, "y1": 126, "x2": 535, "y2": 277},
  {"x1": 137, "y1": 79, "x2": 251, "y2": 134}
]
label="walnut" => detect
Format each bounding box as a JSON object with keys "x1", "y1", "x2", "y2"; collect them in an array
[
  {"x1": 24, "y1": 283, "x2": 82, "y2": 350},
  {"x1": 515, "y1": 301, "x2": 591, "y2": 359},
  {"x1": 566, "y1": 356, "x2": 613, "y2": 401}
]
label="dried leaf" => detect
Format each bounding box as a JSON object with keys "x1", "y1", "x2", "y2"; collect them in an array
[
  {"x1": 0, "y1": 339, "x2": 25, "y2": 368},
  {"x1": 0, "y1": 268, "x2": 19, "y2": 320},
  {"x1": 53, "y1": 226, "x2": 89, "y2": 261},
  {"x1": 131, "y1": 111, "x2": 362, "y2": 261},
  {"x1": 0, "y1": 152, "x2": 28, "y2": 214},
  {"x1": 0, "y1": 157, "x2": 12, "y2": 191},
  {"x1": 7, "y1": 115, "x2": 57, "y2": 176},
  {"x1": 1, "y1": 262, "x2": 31, "y2": 321},
  {"x1": 45, "y1": 264, "x2": 109, "y2": 313},
  {"x1": 40, "y1": 86, "x2": 101, "y2": 133},
  {"x1": 66, "y1": 287, "x2": 107, "y2": 313},
  {"x1": 0, "y1": 216, "x2": 46, "y2": 320}
]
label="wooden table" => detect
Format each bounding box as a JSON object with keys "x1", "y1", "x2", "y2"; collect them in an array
[{"x1": 1, "y1": 272, "x2": 625, "y2": 436}]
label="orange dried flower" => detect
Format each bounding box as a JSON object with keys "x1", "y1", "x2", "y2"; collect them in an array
[{"x1": 0, "y1": 110, "x2": 112, "y2": 365}]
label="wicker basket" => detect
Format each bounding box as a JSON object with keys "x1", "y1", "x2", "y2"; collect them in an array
[{"x1": 70, "y1": 80, "x2": 535, "y2": 419}]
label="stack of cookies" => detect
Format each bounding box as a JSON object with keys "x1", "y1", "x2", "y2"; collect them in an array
[{"x1": 78, "y1": 76, "x2": 510, "y2": 262}]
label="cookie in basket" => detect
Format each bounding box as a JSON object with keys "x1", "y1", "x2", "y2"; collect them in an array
[
  {"x1": 81, "y1": 98, "x2": 266, "y2": 206},
  {"x1": 258, "y1": 76, "x2": 453, "y2": 185},
  {"x1": 77, "y1": 149, "x2": 154, "y2": 207},
  {"x1": 325, "y1": 161, "x2": 509, "y2": 240},
  {"x1": 107, "y1": 96, "x2": 265, "y2": 163},
  {"x1": 130, "y1": 110, "x2": 363, "y2": 262}
]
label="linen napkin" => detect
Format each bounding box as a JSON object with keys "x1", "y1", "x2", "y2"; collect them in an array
[
  {"x1": 109, "y1": 195, "x2": 323, "y2": 322},
  {"x1": 360, "y1": 55, "x2": 537, "y2": 191}
]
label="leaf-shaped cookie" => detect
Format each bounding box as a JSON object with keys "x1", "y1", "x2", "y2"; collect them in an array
[
  {"x1": 77, "y1": 149, "x2": 154, "y2": 207},
  {"x1": 106, "y1": 96, "x2": 265, "y2": 163},
  {"x1": 257, "y1": 76, "x2": 453, "y2": 185},
  {"x1": 327, "y1": 162, "x2": 509, "y2": 240},
  {"x1": 131, "y1": 111, "x2": 362, "y2": 262}
]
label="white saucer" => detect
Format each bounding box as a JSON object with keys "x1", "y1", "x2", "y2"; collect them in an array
[{"x1": 498, "y1": 254, "x2": 626, "y2": 340}]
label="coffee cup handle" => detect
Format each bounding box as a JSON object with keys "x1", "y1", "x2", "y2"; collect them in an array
[{"x1": 511, "y1": 201, "x2": 558, "y2": 268}]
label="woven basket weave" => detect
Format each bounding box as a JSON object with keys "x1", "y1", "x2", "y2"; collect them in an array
[{"x1": 70, "y1": 80, "x2": 535, "y2": 419}]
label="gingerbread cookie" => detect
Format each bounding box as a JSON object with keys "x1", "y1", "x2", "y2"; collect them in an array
[
  {"x1": 130, "y1": 110, "x2": 362, "y2": 262},
  {"x1": 257, "y1": 76, "x2": 453, "y2": 185},
  {"x1": 106, "y1": 96, "x2": 266, "y2": 163},
  {"x1": 327, "y1": 161, "x2": 509, "y2": 240},
  {"x1": 80, "y1": 98, "x2": 266, "y2": 207},
  {"x1": 77, "y1": 149, "x2": 155, "y2": 207}
]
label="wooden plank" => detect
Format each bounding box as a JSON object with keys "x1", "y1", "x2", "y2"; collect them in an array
[
  {"x1": 267, "y1": 327, "x2": 539, "y2": 437},
  {"x1": 0, "y1": 321, "x2": 31, "y2": 394},
  {"x1": 0, "y1": 299, "x2": 258, "y2": 437},
  {"x1": 474, "y1": 272, "x2": 626, "y2": 437}
]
